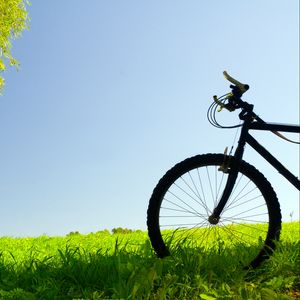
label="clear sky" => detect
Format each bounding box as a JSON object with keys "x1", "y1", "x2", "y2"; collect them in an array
[{"x1": 0, "y1": 1, "x2": 299, "y2": 236}]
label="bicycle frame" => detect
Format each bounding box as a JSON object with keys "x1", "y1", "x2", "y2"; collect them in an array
[
  {"x1": 247, "y1": 122, "x2": 300, "y2": 190},
  {"x1": 209, "y1": 118, "x2": 300, "y2": 222}
]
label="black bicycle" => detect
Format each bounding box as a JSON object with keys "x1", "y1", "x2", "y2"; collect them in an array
[{"x1": 147, "y1": 72, "x2": 300, "y2": 268}]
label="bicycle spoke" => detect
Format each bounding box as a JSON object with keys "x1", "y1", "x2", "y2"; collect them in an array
[
  {"x1": 219, "y1": 225, "x2": 258, "y2": 247},
  {"x1": 206, "y1": 167, "x2": 216, "y2": 207},
  {"x1": 161, "y1": 205, "x2": 206, "y2": 218},
  {"x1": 220, "y1": 220, "x2": 268, "y2": 236},
  {"x1": 177, "y1": 175, "x2": 209, "y2": 213},
  {"x1": 222, "y1": 212, "x2": 268, "y2": 222},
  {"x1": 166, "y1": 191, "x2": 202, "y2": 216},
  {"x1": 224, "y1": 195, "x2": 264, "y2": 212},
  {"x1": 160, "y1": 222, "x2": 205, "y2": 227},
  {"x1": 216, "y1": 171, "x2": 225, "y2": 202},
  {"x1": 225, "y1": 175, "x2": 251, "y2": 209},
  {"x1": 162, "y1": 198, "x2": 202, "y2": 216},
  {"x1": 196, "y1": 169, "x2": 212, "y2": 214},
  {"x1": 187, "y1": 171, "x2": 211, "y2": 214},
  {"x1": 229, "y1": 203, "x2": 267, "y2": 218}
]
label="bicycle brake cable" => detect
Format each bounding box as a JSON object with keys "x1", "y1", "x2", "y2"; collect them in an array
[
  {"x1": 207, "y1": 94, "x2": 243, "y2": 129},
  {"x1": 272, "y1": 130, "x2": 300, "y2": 145},
  {"x1": 229, "y1": 122, "x2": 242, "y2": 156}
]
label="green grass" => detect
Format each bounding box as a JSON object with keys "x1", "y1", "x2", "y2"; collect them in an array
[{"x1": 0, "y1": 222, "x2": 299, "y2": 299}]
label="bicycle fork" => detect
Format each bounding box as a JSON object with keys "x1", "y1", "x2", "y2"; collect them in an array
[
  {"x1": 208, "y1": 165, "x2": 239, "y2": 224},
  {"x1": 208, "y1": 124, "x2": 248, "y2": 225}
]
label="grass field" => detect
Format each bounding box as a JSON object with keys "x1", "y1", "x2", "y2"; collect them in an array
[{"x1": 0, "y1": 222, "x2": 299, "y2": 299}]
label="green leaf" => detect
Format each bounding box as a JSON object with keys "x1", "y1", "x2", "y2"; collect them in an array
[
  {"x1": 200, "y1": 294, "x2": 217, "y2": 300},
  {"x1": 0, "y1": 0, "x2": 30, "y2": 93},
  {"x1": 260, "y1": 288, "x2": 277, "y2": 300}
]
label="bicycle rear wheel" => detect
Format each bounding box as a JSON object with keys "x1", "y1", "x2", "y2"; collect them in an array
[{"x1": 147, "y1": 153, "x2": 281, "y2": 268}]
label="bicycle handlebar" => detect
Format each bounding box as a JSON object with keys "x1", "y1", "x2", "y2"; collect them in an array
[
  {"x1": 212, "y1": 72, "x2": 250, "y2": 112},
  {"x1": 223, "y1": 71, "x2": 249, "y2": 95}
]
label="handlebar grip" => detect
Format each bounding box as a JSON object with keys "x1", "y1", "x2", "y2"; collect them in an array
[{"x1": 223, "y1": 71, "x2": 249, "y2": 94}]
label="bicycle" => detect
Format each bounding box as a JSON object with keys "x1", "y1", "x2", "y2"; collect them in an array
[{"x1": 147, "y1": 71, "x2": 300, "y2": 268}]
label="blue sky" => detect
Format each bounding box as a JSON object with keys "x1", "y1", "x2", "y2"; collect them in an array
[{"x1": 0, "y1": 1, "x2": 299, "y2": 236}]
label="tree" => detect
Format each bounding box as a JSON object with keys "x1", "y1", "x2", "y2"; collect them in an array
[
  {"x1": 112, "y1": 227, "x2": 133, "y2": 234},
  {"x1": 0, "y1": 0, "x2": 30, "y2": 93}
]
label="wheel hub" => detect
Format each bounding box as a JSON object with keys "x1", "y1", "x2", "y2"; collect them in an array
[{"x1": 208, "y1": 215, "x2": 220, "y2": 225}]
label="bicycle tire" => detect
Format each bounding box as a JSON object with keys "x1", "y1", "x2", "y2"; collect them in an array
[{"x1": 147, "y1": 153, "x2": 282, "y2": 268}]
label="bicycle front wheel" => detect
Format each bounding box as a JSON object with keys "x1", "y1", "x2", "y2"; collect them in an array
[{"x1": 147, "y1": 153, "x2": 281, "y2": 268}]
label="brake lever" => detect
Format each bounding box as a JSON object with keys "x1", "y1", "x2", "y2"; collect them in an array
[
  {"x1": 213, "y1": 95, "x2": 236, "y2": 112},
  {"x1": 223, "y1": 71, "x2": 249, "y2": 94}
]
